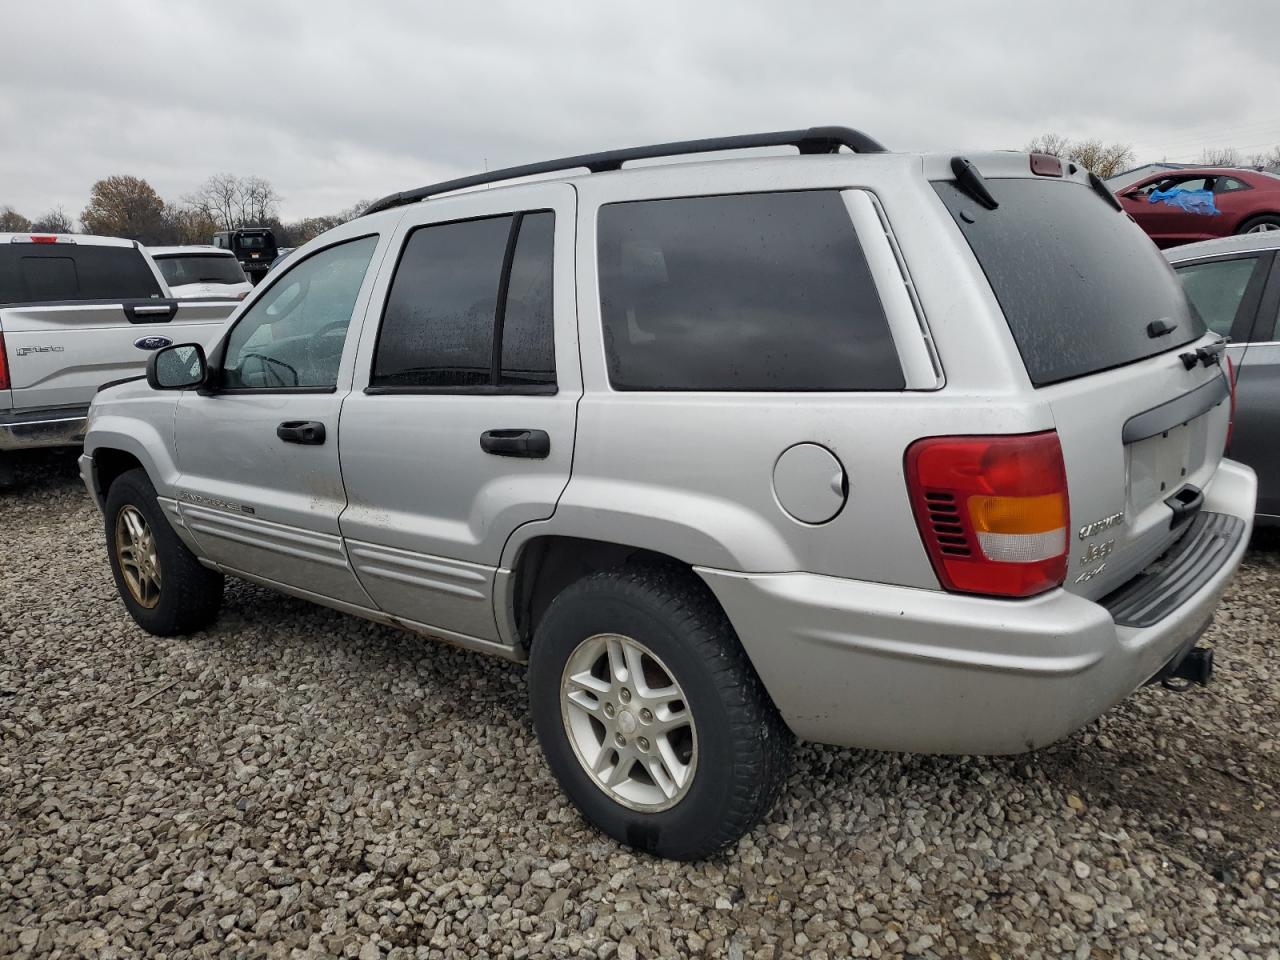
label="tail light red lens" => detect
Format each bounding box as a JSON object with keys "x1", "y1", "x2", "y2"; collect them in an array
[
  {"x1": 905, "y1": 431, "x2": 1070, "y2": 598},
  {"x1": 1224, "y1": 355, "x2": 1237, "y2": 454},
  {"x1": 0, "y1": 333, "x2": 9, "y2": 390}
]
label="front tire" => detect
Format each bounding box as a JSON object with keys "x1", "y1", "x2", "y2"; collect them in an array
[
  {"x1": 528, "y1": 563, "x2": 791, "y2": 860},
  {"x1": 104, "y1": 468, "x2": 224, "y2": 636}
]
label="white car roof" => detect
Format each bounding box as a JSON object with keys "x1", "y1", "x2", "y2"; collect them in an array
[
  {"x1": 1164, "y1": 233, "x2": 1280, "y2": 263},
  {"x1": 147, "y1": 245, "x2": 234, "y2": 257},
  {"x1": 0, "y1": 232, "x2": 137, "y2": 248}
]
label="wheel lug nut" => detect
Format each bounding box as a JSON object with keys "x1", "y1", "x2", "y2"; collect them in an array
[
  {"x1": 619, "y1": 689, "x2": 631, "y2": 703},
  {"x1": 638, "y1": 737, "x2": 649, "y2": 751},
  {"x1": 639, "y1": 709, "x2": 653, "y2": 723},
  {"x1": 614, "y1": 734, "x2": 626, "y2": 747},
  {"x1": 603, "y1": 703, "x2": 615, "y2": 718}
]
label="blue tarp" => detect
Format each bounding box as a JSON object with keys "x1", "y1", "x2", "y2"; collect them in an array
[{"x1": 1148, "y1": 188, "x2": 1220, "y2": 216}]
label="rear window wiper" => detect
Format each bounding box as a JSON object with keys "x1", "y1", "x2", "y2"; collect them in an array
[{"x1": 950, "y1": 156, "x2": 999, "y2": 211}]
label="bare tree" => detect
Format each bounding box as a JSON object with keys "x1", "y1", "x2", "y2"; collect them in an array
[
  {"x1": 162, "y1": 204, "x2": 220, "y2": 245},
  {"x1": 1200, "y1": 146, "x2": 1242, "y2": 167},
  {"x1": 81, "y1": 175, "x2": 169, "y2": 242},
  {"x1": 278, "y1": 199, "x2": 372, "y2": 246},
  {"x1": 30, "y1": 207, "x2": 75, "y2": 234},
  {"x1": 1024, "y1": 133, "x2": 1071, "y2": 159},
  {"x1": 0, "y1": 205, "x2": 32, "y2": 232},
  {"x1": 1023, "y1": 133, "x2": 1135, "y2": 178},
  {"x1": 184, "y1": 174, "x2": 280, "y2": 230},
  {"x1": 239, "y1": 176, "x2": 280, "y2": 226},
  {"x1": 1244, "y1": 146, "x2": 1280, "y2": 169}
]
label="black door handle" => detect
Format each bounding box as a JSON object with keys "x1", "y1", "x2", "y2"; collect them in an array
[
  {"x1": 480, "y1": 429, "x2": 550, "y2": 459},
  {"x1": 124, "y1": 300, "x2": 178, "y2": 324},
  {"x1": 277, "y1": 420, "x2": 326, "y2": 445}
]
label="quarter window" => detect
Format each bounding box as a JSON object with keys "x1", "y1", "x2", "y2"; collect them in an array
[
  {"x1": 220, "y1": 235, "x2": 378, "y2": 390},
  {"x1": 1174, "y1": 256, "x2": 1264, "y2": 337},
  {"x1": 370, "y1": 211, "x2": 556, "y2": 392},
  {"x1": 596, "y1": 191, "x2": 903, "y2": 391}
]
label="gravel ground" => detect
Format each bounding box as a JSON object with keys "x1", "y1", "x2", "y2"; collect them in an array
[{"x1": 1, "y1": 450, "x2": 1277, "y2": 960}]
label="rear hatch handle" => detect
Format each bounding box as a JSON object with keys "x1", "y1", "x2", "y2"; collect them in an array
[
  {"x1": 124, "y1": 300, "x2": 178, "y2": 324},
  {"x1": 1165, "y1": 483, "x2": 1204, "y2": 530}
]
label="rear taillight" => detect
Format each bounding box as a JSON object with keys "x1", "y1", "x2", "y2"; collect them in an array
[
  {"x1": 905, "y1": 431, "x2": 1070, "y2": 598},
  {"x1": 0, "y1": 333, "x2": 9, "y2": 390},
  {"x1": 1225, "y1": 356, "x2": 1238, "y2": 454}
]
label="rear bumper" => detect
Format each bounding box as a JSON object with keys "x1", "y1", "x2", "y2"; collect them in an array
[
  {"x1": 0, "y1": 406, "x2": 89, "y2": 451},
  {"x1": 698, "y1": 459, "x2": 1256, "y2": 755}
]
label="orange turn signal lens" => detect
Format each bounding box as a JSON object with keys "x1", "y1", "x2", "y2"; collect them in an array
[{"x1": 968, "y1": 493, "x2": 1067, "y2": 535}]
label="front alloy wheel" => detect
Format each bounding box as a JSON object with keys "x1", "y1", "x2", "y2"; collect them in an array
[
  {"x1": 115, "y1": 504, "x2": 162, "y2": 608},
  {"x1": 561, "y1": 633, "x2": 697, "y2": 811},
  {"x1": 103, "y1": 467, "x2": 224, "y2": 636}
]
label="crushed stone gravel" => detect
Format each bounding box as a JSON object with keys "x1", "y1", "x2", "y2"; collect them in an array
[{"x1": 1, "y1": 450, "x2": 1277, "y2": 959}]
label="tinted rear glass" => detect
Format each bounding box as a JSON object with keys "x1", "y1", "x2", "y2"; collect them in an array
[
  {"x1": 934, "y1": 178, "x2": 1203, "y2": 387},
  {"x1": 0, "y1": 243, "x2": 164, "y2": 304},
  {"x1": 155, "y1": 254, "x2": 246, "y2": 286},
  {"x1": 372, "y1": 216, "x2": 510, "y2": 388},
  {"x1": 597, "y1": 191, "x2": 904, "y2": 391},
  {"x1": 500, "y1": 211, "x2": 556, "y2": 388}
]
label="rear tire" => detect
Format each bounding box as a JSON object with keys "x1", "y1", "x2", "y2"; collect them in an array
[
  {"x1": 528, "y1": 562, "x2": 792, "y2": 860},
  {"x1": 104, "y1": 468, "x2": 224, "y2": 636},
  {"x1": 1237, "y1": 214, "x2": 1280, "y2": 235}
]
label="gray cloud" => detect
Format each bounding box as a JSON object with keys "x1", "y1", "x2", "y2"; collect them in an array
[{"x1": 3, "y1": 0, "x2": 1279, "y2": 222}]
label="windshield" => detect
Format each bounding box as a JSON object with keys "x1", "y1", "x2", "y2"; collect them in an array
[
  {"x1": 238, "y1": 235, "x2": 268, "y2": 250},
  {"x1": 934, "y1": 177, "x2": 1204, "y2": 387},
  {"x1": 155, "y1": 254, "x2": 246, "y2": 286}
]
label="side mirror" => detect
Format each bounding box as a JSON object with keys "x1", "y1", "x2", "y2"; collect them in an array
[{"x1": 146, "y1": 343, "x2": 209, "y2": 390}]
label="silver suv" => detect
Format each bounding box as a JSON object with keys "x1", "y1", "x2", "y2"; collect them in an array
[{"x1": 80, "y1": 128, "x2": 1256, "y2": 860}]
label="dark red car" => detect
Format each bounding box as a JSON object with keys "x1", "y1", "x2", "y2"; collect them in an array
[{"x1": 1116, "y1": 167, "x2": 1280, "y2": 248}]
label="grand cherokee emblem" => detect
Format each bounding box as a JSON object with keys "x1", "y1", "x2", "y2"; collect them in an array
[{"x1": 1078, "y1": 512, "x2": 1124, "y2": 540}]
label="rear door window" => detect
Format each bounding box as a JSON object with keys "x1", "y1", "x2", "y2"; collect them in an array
[
  {"x1": 371, "y1": 211, "x2": 557, "y2": 392},
  {"x1": 0, "y1": 244, "x2": 164, "y2": 304},
  {"x1": 596, "y1": 191, "x2": 904, "y2": 391},
  {"x1": 934, "y1": 178, "x2": 1204, "y2": 387}
]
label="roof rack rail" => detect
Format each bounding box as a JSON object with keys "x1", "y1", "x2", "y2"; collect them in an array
[{"x1": 363, "y1": 126, "x2": 887, "y2": 216}]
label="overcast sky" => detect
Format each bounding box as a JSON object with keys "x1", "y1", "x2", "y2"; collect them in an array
[{"x1": 3, "y1": 0, "x2": 1279, "y2": 223}]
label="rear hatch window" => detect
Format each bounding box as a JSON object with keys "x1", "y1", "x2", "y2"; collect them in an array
[
  {"x1": 933, "y1": 178, "x2": 1203, "y2": 386},
  {"x1": 0, "y1": 243, "x2": 163, "y2": 305},
  {"x1": 155, "y1": 254, "x2": 246, "y2": 286}
]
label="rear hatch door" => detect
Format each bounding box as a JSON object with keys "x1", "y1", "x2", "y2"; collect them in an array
[{"x1": 935, "y1": 169, "x2": 1229, "y2": 599}]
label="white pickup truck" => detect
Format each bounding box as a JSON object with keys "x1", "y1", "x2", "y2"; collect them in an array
[{"x1": 0, "y1": 233, "x2": 237, "y2": 459}]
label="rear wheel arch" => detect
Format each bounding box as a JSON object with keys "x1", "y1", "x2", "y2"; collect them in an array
[
  {"x1": 509, "y1": 536, "x2": 711, "y2": 651},
  {"x1": 1236, "y1": 212, "x2": 1280, "y2": 234}
]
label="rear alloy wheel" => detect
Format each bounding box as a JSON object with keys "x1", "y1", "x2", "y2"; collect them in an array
[
  {"x1": 560, "y1": 632, "x2": 697, "y2": 812},
  {"x1": 529, "y1": 562, "x2": 792, "y2": 860},
  {"x1": 1238, "y1": 214, "x2": 1280, "y2": 234}
]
